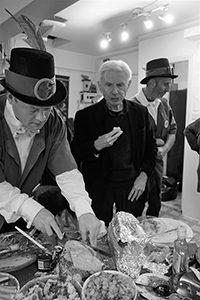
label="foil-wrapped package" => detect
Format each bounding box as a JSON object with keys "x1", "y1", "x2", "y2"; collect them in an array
[{"x1": 108, "y1": 211, "x2": 148, "y2": 279}]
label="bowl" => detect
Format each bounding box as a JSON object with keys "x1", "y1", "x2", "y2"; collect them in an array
[
  {"x1": 0, "y1": 272, "x2": 20, "y2": 297},
  {"x1": 82, "y1": 270, "x2": 137, "y2": 300},
  {"x1": 15, "y1": 274, "x2": 82, "y2": 299}
]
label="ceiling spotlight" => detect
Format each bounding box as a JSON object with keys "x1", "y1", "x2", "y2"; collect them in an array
[
  {"x1": 100, "y1": 32, "x2": 112, "y2": 48},
  {"x1": 159, "y1": 13, "x2": 174, "y2": 23},
  {"x1": 144, "y1": 17, "x2": 153, "y2": 29},
  {"x1": 121, "y1": 24, "x2": 129, "y2": 41}
]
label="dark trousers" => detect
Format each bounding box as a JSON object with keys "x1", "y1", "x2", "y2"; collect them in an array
[
  {"x1": 99, "y1": 179, "x2": 147, "y2": 226},
  {"x1": 139, "y1": 183, "x2": 161, "y2": 217}
]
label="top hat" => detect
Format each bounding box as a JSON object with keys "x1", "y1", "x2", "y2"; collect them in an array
[
  {"x1": 0, "y1": 48, "x2": 66, "y2": 106},
  {"x1": 140, "y1": 58, "x2": 178, "y2": 84}
]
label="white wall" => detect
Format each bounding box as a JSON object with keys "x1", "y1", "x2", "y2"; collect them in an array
[{"x1": 138, "y1": 28, "x2": 200, "y2": 220}]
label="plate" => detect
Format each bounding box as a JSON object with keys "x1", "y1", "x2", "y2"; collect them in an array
[
  {"x1": 82, "y1": 270, "x2": 137, "y2": 300},
  {"x1": 0, "y1": 271, "x2": 20, "y2": 297},
  {"x1": 139, "y1": 217, "x2": 167, "y2": 237},
  {"x1": 0, "y1": 253, "x2": 37, "y2": 272},
  {"x1": 150, "y1": 218, "x2": 193, "y2": 246},
  {"x1": 136, "y1": 272, "x2": 170, "y2": 300}
]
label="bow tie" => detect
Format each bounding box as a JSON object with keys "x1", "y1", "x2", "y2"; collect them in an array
[{"x1": 13, "y1": 126, "x2": 39, "y2": 139}]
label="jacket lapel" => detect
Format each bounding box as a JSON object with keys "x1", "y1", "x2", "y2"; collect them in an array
[{"x1": 20, "y1": 130, "x2": 45, "y2": 186}]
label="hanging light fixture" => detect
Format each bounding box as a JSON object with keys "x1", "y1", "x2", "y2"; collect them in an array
[
  {"x1": 121, "y1": 24, "x2": 129, "y2": 41},
  {"x1": 144, "y1": 15, "x2": 153, "y2": 29},
  {"x1": 100, "y1": 32, "x2": 112, "y2": 49},
  {"x1": 159, "y1": 11, "x2": 174, "y2": 23}
]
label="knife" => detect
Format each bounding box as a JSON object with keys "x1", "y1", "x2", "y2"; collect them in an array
[{"x1": 81, "y1": 241, "x2": 112, "y2": 257}]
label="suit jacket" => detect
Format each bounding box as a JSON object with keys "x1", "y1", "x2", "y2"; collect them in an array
[
  {"x1": 71, "y1": 98, "x2": 157, "y2": 213},
  {"x1": 0, "y1": 94, "x2": 76, "y2": 197}
]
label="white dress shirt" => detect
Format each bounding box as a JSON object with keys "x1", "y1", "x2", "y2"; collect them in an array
[{"x1": 0, "y1": 99, "x2": 94, "y2": 228}]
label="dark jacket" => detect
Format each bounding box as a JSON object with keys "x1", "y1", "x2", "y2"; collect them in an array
[
  {"x1": 71, "y1": 98, "x2": 157, "y2": 212},
  {"x1": 0, "y1": 94, "x2": 76, "y2": 197}
]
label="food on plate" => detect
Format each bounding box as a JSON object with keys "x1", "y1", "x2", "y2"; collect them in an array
[
  {"x1": 0, "y1": 272, "x2": 20, "y2": 298},
  {"x1": 139, "y1": 217, "x2": 166, "y2": 237},
  {"x1": 14, "y1": 274, "x2": 81, "y2": 300},
  {"x1": 136, "y1": 272, "x2": 170, "y2": 300},
  {"x1": 82, "y1": 270, "x2": 137, "y2": 300},
  {"x1": 0, "y1": 254, "x2": 37, "y2": 273},
  {"x1": 144, "y1": 243, "x2": 172, "y2": 263},
  {"x1": 62, "y1": 240, "x2": 104, "y2": 273}
]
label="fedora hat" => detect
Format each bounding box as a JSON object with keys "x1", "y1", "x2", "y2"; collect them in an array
[
  {"x1": 140, "y1": 58, "x2": 178, "y2": 84},
  {"x1": 0, "y1": 48, "x2": 66, "y2": 106}
]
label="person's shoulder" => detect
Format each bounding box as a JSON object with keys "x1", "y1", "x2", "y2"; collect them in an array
[{"x1": 126, "y1": 99, "x2": 147, "y2": 111}]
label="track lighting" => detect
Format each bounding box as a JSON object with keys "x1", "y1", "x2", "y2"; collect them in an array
[
  {"x1": 100, "y1": 0, "x2": 174, "y2": 49},
  {"x1": 144, "y1": 16, "x2": 153, "y2": 29},
  {"x1": 121, "y1": 24, "x2": 129, "y2": 41},
  {"x1": 100, "y1": 32, "x2": 112, "y2": 49}
]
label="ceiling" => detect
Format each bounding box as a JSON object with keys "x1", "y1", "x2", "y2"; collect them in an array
[{"x1": 0, "y1": 0, "x2": 200, "y2": 57}]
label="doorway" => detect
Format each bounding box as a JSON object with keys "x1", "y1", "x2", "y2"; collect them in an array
[{"x1": 166, "y1": 60, "x2": 188, "y2": 195}]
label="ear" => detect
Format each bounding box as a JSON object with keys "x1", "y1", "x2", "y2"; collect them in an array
[
  {"x1": 7, "y1": 92, "x2": 14, "y2": 104},
  {"x1": 127, "y1": 80, "x2": 132, "y2": 89},
  {"x1": 148, "y1": 78, "x2": 156, "y2": 87}
]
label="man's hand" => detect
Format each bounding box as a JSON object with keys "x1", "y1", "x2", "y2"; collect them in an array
[
  {"x1": 94, "y1": 127, "x2": 123, "y2": 151},
  {"x1": 128, "y1": 172, "x2": 148, "y2": 202},
  {"x1": 78, "y1": 213, "x2": 101, "y2": 246},
  {"x1": 32, "y1": 208, "x2": 63, "y2": 239}
]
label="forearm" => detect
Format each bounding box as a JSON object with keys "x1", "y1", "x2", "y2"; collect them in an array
[
  {"x1": 56, "y1": 169, "x2": 95, "y2": 219},
  {"x1": 163, "y1": 134, "x2": 176, "y2": 153},
  {"x1": 0, "y1": 181, "x2": 43, "y2": 227}
]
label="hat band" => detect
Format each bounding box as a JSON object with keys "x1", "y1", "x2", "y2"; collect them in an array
[
  {"x1": 5, "y1": 70, "x2": 56, "y2": 101},
  {"x1": 146, "y1": 66, "x2": 174, "y2": 77}
]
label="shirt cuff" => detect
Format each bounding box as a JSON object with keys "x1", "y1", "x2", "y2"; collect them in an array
[{"x1": 19, "y1": 198, "x2": 44, "y2": 228}]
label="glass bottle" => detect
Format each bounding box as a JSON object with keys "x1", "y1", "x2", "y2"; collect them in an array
[{"x1": 172, "y1": 225, "x2": 189, "y2": 274}]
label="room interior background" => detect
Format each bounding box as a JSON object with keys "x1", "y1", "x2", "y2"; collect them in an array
[{"x1": 0, "y1": 0, "x2": 199, "y2": 221}]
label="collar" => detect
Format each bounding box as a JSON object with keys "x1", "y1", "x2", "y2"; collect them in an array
[
  {"x1": 135, "y1": 89, "x2": 161, "y2": 108},
  {"x1": 4, "y1": 99, "x2": 40, "y2": 138},
  {"x1": 103, "y1": 98, "x2": 128, "y2": 115},
  {"x1": 4, "y1": 99, "x2": 22, "y2": 136}
]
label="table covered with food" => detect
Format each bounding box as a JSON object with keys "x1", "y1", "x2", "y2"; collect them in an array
[{"x1": 0, "y1": 211, "x2": 200, "y2": 300}]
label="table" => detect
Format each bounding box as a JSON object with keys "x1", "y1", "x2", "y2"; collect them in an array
[{"x1": 2, "y1": 218, "x2": 200, "y2": 300}]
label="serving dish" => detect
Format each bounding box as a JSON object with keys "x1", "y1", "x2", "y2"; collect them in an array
[
  {"x1": 136, "y1": 272, "x2": 170, "y2": 300},
  {"x1": 0, "y1": 272, "x2": 20, "y2": 298},
  {"x1": 82, "y1": 270, "x2": 137, "y2": 300},
  {"x1": 14, "y1": 274, "x2": 81, "y2": 300}
]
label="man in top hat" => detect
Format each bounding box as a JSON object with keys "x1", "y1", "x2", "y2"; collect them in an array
[
  {"x1": 130, "y1": 58, "x2": 178, "y2": 217},
  {"x1": 0, "y1": 47, "x2": 102, "y2": 246}
]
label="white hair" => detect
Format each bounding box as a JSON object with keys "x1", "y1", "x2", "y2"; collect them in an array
[{"x1": 98, "y1": 60, "x2": 132, "y2": 82}]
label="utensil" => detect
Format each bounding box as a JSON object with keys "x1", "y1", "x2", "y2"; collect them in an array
[
  {"x1": 136, "y1": 282, "x2": 172, "y2": 297},
  {"x1": 81, "y1": 241, "x2": 112, "y2": 257},
  {"x1": 150, "y1": 227, "x2": 178, "y2": 238},
  {"x1": 15, "y1": 226, "x2": 52, "y2": 255}
]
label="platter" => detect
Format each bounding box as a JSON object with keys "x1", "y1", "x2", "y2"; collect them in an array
[
  {"x1": 0, "y1": 253, "x2": 37, "y2": 272},
  {"x1": 150, "y1": 218, "x2": 193, "y2": 246},
  {"x1": 139, "y1": 217, "x2": 167, "y2": 237},
  {"x1": 0, "y1": 231, "x2": 52, "y2": 272},
  {"x1": 136, "y1": 272, "x2": 170, "y2": 300}
]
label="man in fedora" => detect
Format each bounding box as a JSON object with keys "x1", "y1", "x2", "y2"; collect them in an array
[
  {"x1": 130, "y1": 58, "x2": 178, "y2": 216},
  {"x1": 0, "y1": 47, "x2": 102, "y2": 246}
]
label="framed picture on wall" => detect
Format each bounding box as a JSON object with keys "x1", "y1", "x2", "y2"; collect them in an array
[{"x1": 56, "y1": 75, "x2": 70, "y2": 120}]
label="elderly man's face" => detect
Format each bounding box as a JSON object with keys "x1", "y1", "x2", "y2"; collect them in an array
[
  {"x1": 153, "y1": 77, "x2": 172, "y2": 98},
  {"x1": 98, "y1": 70, "x2": 131, "y2": 110},
  {"x1": 8, "y1": 95, "x2": 52, "y2": 131}
]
